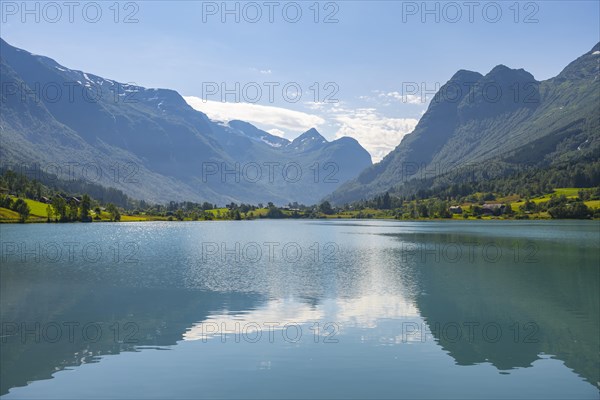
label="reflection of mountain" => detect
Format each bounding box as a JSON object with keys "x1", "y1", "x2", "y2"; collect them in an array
[
  {"x1": 384, "y1": 229, "x2": 600, "y2": 388},
  {"x1": 0, "y1": 282, "x2": 263, "y2": 395},
  {"x1": 2, "y1": 221, "x2": 598, "y2": 395}
]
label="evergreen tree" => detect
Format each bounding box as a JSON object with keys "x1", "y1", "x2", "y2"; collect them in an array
[
  {"x1": 80, "y1": 194, "x2": 92, "y2": 222},
  {"x1": 12, "y1": 198, "x2": 30, "y2": 223}
]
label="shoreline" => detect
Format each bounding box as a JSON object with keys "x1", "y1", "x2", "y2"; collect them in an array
[{"x1": 2, "y1": 216, "x2": 598, "y2": 224}]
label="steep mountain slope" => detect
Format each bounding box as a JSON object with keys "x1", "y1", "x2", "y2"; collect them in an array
[
  {"x1": 327, "y1": 43, "x2": 600, "y2": 204},
  {"x1": 0, "y1": 38, "x2": 371, "y2": 205}
]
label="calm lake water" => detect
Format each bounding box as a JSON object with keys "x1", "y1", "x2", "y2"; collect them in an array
[{"x1": 1, "y1": 220, "x2": 599, "y2": 399}]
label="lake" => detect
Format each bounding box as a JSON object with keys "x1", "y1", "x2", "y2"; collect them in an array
[{"x1": 1, "y1": 220, "x2": 598, "y2": 399}]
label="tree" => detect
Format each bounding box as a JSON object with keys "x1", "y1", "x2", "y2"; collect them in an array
[
  {"x1": 46, "y1": 204, "x2": 52, "y2": 222},
  {"x1": 51, "y1": 196, "x2": 67, "y2": 221},
  {"x1": 319, "y1": 201, "x2": 334, "y2": 215},
  {"x1": 0, "y1": 195, "x2": 12, "y2": 209},
  {"x1": 12, "y1": 198, "x2": 30, "y2": 223},
  {"x1": 80, "y1": 194, "x2": 92, "y2": 222},
  {"x1": 470, "y1": 205, "x2": 483, "y2": 216},
  {"x1": 434, "y1": 200, "x2": 451, "y2": 218},
  {"x1": 482, "y1": 192, "x2": 496, "y2": 201},
  {"x1": 266, "y1": 205, "x2": 284, "y2": 218},
  {"x1": 548, "y1": 200, "x2": 591, "y2": 219},
  {"x1": 106, "y1": 203, "x2": 121, "y2": 222},
  {"x1": 519, "y1": 198, "x2": 537, "y2": 213},
  {"x1": 417, "y1": 201, "x2": 429, "y2": 218},
  {"x1": 67, "y1": 199, "x2": 79, "y2": 221},
  {"x1": 382, "y1": 192, "x2": 391, "y2": 209}
]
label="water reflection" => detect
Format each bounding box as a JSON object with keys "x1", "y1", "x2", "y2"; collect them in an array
[
  {"x1": 0, "y1": 283, "x2": 263, "y2": 395},
  {"x1": 1, "y1": 221, "x2": 598, "y2": 397},
  {"x1": 385, "y1": 226, "x2": 599, "y2": 387},
  {"x1": 183, "y1": 294, "x2": 420, "y2": 342}
]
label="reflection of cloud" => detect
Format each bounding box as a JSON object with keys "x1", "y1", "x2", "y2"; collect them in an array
[
  {"x1": 184, "y1": 97, "x2": 325, "y2": 134},
  {"x1": 184, "y1": 298, "x2": 324, "y2": 341},
  {"x1": 332, "y1": 294, "x2": 419, "y2": 328},
  {"x1": 183, "y1": 294, "x2": 419, "y2": 341}
]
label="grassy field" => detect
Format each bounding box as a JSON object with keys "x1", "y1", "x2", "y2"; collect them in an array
[
  {"x1": 322, "y1": 208, "x2": 396, "y2": 219},
  {"x1": 510, "y1": 188, "x2": 588, "y2": 211},
  {"x1": 3, "y1": 197, "x2": 51, "y2": 222},
  {"x1": 553, "y1": 188, "x2": 581, "y2": 197},
  {"x1": 204, "y1": 208, "x2": 229, "y2": 217},
  {"x1": 249, "y1": 208, "x2": 269, "y2": 217},
  {"x1": 0, "y1": 207, "x2": 20, "y2": 222},
  {"x1": 120, "y1": 214, "x2": 154, "y2": 222},
  {"x1": 584, "y1": 200, "x2": 600, "y2": 209},
  {"x1": 21, "y1": 198, "x2": 51, "y2": 218}
]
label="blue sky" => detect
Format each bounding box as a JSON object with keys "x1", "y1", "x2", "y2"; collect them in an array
[{"x1": 2, "y1": 1, "x2": 599, "y2": 161}]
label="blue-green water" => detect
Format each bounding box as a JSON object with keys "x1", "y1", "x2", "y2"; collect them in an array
[{"x1": 1, "y1": 220, "x2": 598, "y2": 399}]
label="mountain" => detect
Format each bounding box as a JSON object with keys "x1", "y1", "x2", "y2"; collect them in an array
[
  {"x1": 0, "y1": 38, "x2": 372, "y2": 205},
  {"x1": 226, "y1": 120, "x2": 289, "y2": 148},
  {"x1": 327, "y1": 43, "x2": 600, "y2": 204}
]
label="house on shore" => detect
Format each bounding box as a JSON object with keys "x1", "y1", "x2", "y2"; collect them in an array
[{"x1": 482, "y1": 204, "x2": 506, "y2": 216}]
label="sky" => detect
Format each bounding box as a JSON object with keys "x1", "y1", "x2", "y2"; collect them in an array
[{"x1": 1, "y1": 0, "x2": 599, "y2": 161}]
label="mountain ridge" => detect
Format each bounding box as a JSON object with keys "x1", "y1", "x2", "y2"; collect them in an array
[
  {"x1": 0, "y1": 38, "x2": 372, "y2": 205},
  {"x1": 326, "y1": 42, "x2": 600, "y2": 204}
]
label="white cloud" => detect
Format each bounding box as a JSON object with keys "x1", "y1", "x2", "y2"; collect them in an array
[
  {"x1": 379, "y1": 91, "x2": 426, "y2": 105},
  {"x1": 183, "y1": 96, "x2": 421, "y2": 163},
  {"x1": 184, "y1": 97, "x2": 325, "y2": 135},
  {"x1": 267, "y1": 128, "x2": 286, "y2": 138},
  {"x1": 249, "y1": 67, "x2": 273, "y2": 75},
  {"x1": 329, "y1": 106, "x2": 418, "y2": 162},
  {"x1": 304, "y1": 101, "x2": 327, "y2": 110}
]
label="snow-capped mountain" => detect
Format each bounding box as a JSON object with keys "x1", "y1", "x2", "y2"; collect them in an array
[{"x1": 0, "y1": 38, "x2": 372, "y2": 204}]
